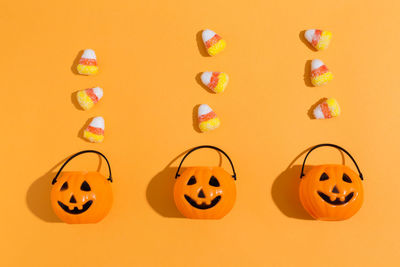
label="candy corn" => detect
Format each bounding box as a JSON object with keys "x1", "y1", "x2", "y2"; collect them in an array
[
  {"x1": 201, "y1": 72, "x2": 229, "y2": 93},
  {"x1": 304, "y1": 29, "x2": 332, "y2": 51},
  {"x1": 84, "y1": 117, "x2": 105, "y2": 143},
  {"x1": 77, "y1": 49, "x2": 98, "y2": 75},
  {"x1": 198, "y1": 104, "x2": 220, "y2": 132},
  {"x1": 202, "y1": 29, "x2": 226, "y2": 56},
  {"x1": 77, "y1": 87, "x2": 103, "y2": 110},
  {"x1": 313, "y1": 98, "x2": 341, "y2": 119},
  {"x1": 311, "y1": 59, "x2": 333, "y2": 86}
]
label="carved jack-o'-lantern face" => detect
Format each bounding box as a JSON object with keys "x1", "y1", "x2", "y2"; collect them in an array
[
  {"x1": 51, "y1": 171, "x2": 113, "y2": 224},
  {"x1": 299, "y1": 165, "x2": 363, "y2": 221},
  {"x1": 174, "y1": 167, "x2": 236, "y2": 219}
]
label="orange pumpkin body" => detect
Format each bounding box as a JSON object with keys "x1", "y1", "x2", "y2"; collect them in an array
[
  {"x1": 174, "y1": 167, "x2": 236, "y2": 219},
  {"x1": 51, "y1": 171, "x2": 113, "y2": 224},
  {"x1": 299, "y1": 164, "x2": 363, "y2": 221}
]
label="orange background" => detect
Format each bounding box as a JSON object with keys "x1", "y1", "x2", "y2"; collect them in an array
[{"x1": 1, "y1": 0, "x2": 400, "y2": 266}]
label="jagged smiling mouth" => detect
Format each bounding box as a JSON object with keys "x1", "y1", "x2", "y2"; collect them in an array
[
  {"x1": 318, "y1": 192, "x2": 354, "y2": 205},
  {"x1": 58, "y1": 200, "x2": 93, "y2": 214},
  {"x1": 184, "y1": 195, "x2": 221, "y2": 209}
]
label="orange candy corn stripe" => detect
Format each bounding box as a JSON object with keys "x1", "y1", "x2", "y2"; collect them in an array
[
  {"x1": 320, "y1": 102, "x2": 332, "y2": 118},
  {"x1": 198, "y1": 111, "x2": 217, "y2": 122},
  {"x1": 86, "y1": 89, "x2": 99, "y2": 103},
  {"x1": 205, "y1": 35, "x2": 222, "y2": 49},
  {"x1": 79, "y1": 58, "x2": 97, "y2": 66},
  {"x1": 311, "y1": 65, "x2": 329, "y2": 77},
  {"x1": 208, "y1": 72, "x2": 220, "y2": 89},
  {"x1": 311, "y1": 30, "x2": 322, "y2": 46},
  {"x1": 87, "y1": 126, "x2": 104, "y2": 135}
]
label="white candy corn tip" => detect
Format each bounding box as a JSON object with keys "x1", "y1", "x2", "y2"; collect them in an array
[
  {"x1": 313, "y1": 105, "x2": 324, "y2": 119},
  {"x1": 198, "y1": 104, "x2": 213, "y2": 116},
  {"x1": 311, "y1": 59, "x2": 325, "y2": 70},
  {"x1": 90, "y1": 116, "x2": 105, "y2": 129},
  {"x1": 304, "y1": 29, "x2": 316, "y2": 43},
  {"x1": 202, "y1": 29, "x2": 216, "y2": 43},
  {"x1": 82, "y1": 49, "x2": 96, "y2": 59},
  {"x1": 92, "y1": 87, "x2": 103, "y2": 99},
  {"x1": 201, "y1": 72, "x2": 212, "y2": 85}
]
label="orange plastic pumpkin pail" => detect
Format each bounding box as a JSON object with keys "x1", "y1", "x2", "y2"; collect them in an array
[
  {"x1": 174, "y1": 145, "x2": 237, "y2": 219},
  {"x1": 50, "y1": 150, "x2": 113, "y2": 224},
  {"x1": 299, "y1": 144, "x2": 364, "y2": 221}
]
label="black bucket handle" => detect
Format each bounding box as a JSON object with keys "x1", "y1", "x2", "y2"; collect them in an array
[
  {"x1": 52, "y1": 150, "x2": 112, "y2": 185},
  {"x1": 175, "y1": 145, "x2": 236, "y2": 180}
]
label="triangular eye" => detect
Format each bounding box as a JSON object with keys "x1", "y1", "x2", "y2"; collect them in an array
[
  {"x1": 187, "y1": 176, "x2": 196, "y2": 185},
  {"x1": 60, "y1": 182, "x2": 68, "y2": 191},
  {"x1": 342, "y1": 173, "x2": 352, "y2": 183},
  {"x1": 80, "y1": 181, "x2": 91, "y2": 191},
  {"x1": 209, "y1": 176, "x2": 220, "y2": 187},
  {"x1": 319, "y1": 173, "x2": 329, "y2": 181}
]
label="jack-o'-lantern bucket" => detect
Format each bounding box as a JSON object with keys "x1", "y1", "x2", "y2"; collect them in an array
[
  {"x1": 50, "y1": 150, "x2": 113, "y2": 224},
  {"x1": 174, "y1": 145, "x2": 237, "y2": 219},
  {"x1": 299, "y1": 144, "x2": 364, "y2": 221}
]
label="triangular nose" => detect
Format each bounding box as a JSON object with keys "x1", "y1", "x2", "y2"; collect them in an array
[
  {"x1": 332, "y1": 186, "x2": 339, "y2": 193},
  {"x1": 198, "y1": 189, "x2": 205, "y2": 198},
  {"x1": 70, "y1": 195, "x2": 77, "y2": 203}
]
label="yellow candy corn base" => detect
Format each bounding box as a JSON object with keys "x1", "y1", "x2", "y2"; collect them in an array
[
  {"x1": 214, "y1": 73, "x2": 229, "y2": 93},
  {"x1": 311, "y1": 72, "x2": 333, "y2": 86},
  {"x1": 207, "y1": 40, "x2": 226, "y2": 56},
  {"x1": 83, "y1": 131, "x2": 104, "y2": 143},
  {"x1": 77, "y1": 64, "x2": 99, "y2": 75},
  {"x1": 316, "y1": 31, "x2": 332, "y2": 50},
  {"x1": 326, "y1": 98, "x2": 341, "y2": 117},
  {"x1": 199, "y1": 118, "x2": 221, "y2": 132},
  {"x1": 77, "y1": 91, "x2": 94, "y2": 110}
]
